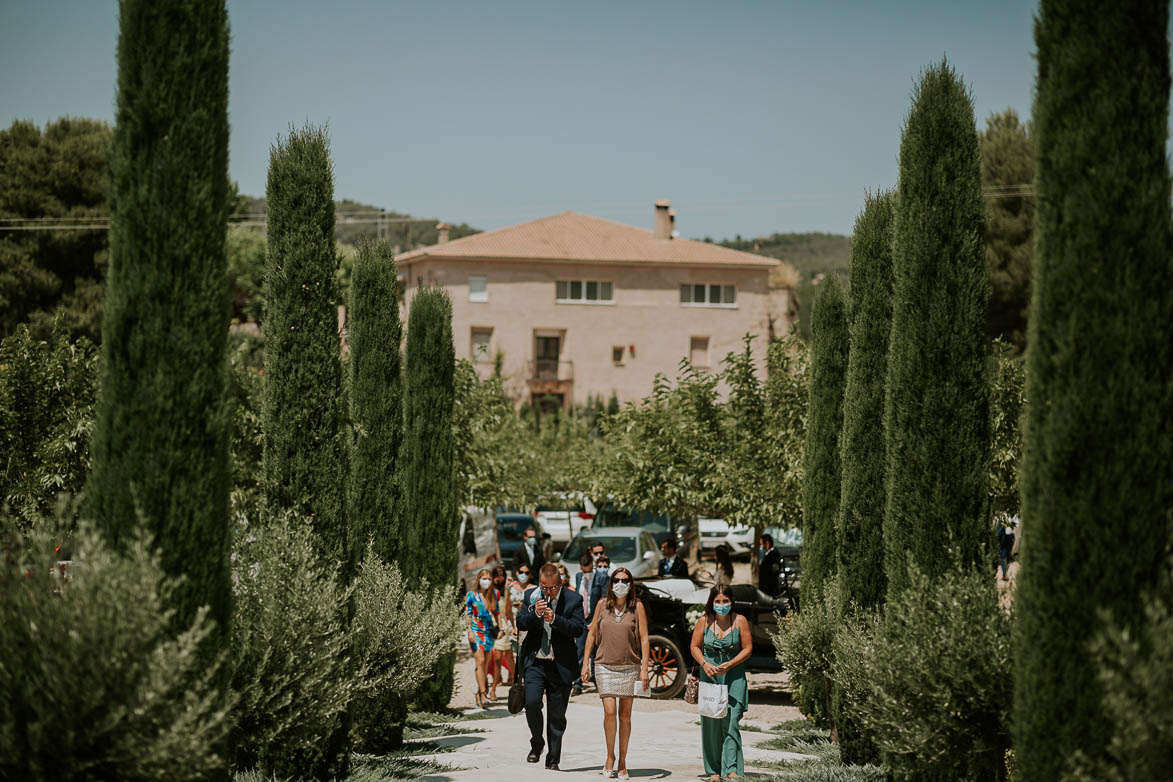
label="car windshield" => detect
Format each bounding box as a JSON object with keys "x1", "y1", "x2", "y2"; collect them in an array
[
  {"x1": 565, "y1": 535, "x2": 637, "y2": 563},
  {"x1": 594, "y1": 506, "x2": 671, "y2": 534},
  {"x1": 497, "y1": 517, "x2": 531, "y2": 542}
]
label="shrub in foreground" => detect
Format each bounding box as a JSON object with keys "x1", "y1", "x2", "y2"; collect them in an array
[
  {"x1": 1065, "y1": 557, "x2": 1173, "y2": 782},
  {"x1": 0, "y1": 521, "x2": 231, "y2": 781},
  {"x1": 775, "y1": 586, "x2": 839, "y2": 728},
  {"x1": 350, "y1": 547, "x2": 462, "y2": 751},
  {"x1": 846, "y1": 567, "x2": 1011, "y2": 781},
  {"x1": 229, "y1": 514, "x2": 359, "y2": 778},
  {"x1": 830, "y1": 608, "x2": 883, "y2": 765}
]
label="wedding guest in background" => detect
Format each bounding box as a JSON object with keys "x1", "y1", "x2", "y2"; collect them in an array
[
  {"x1": 488, "y1": 565, "x2": 515, "y2": 699},
  {"x1": 465, "y1": 568, "x2": 498, "y2": 709}
]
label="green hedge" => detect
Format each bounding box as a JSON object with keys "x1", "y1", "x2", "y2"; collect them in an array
[{"x1": 0, "y1": 520, "x2": 232, "y2": 781}]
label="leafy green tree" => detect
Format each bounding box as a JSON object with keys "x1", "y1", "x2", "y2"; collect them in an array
[
  {"x1": 0, "y1": 117, "x2": 111, "y2": 341},
  {"x1": 87, "y1": 0, "x2": 232, "y2": 661},
  {"x1": 0, "y1": 321, "x2": 97, "y2": 528},
  {"x1": 347, "y1": 238, "x2": 403, "y2": 562},
  {"x1": 763, "y1": 334, "x2": 809, "y2": 532},
  {"x1": 884, "y1": 61, "x2": 991, "y2": 601},
  {"x1": 226, "y1": 226, "x2": 267, "y2": 324},
  {"x1": 988, "y1": 341, "x2": 1025, "y2": 520},
  {"x1": 837, "y1": 191, "x2": 895, "y2": 614},
  {"x1": 1014, "y1": 2, "x2": 1173, "y2": 779},
  {"x1": 801, "y1": 275, "x2": 849, "y2": 603},
  {"x1": 834, "y1": 191, "x2": 895, "y2": 765},
  {"x1": 980, "y1": 109, "x2": 1034, "y2": 351},
  {"x1": 399, "y1": 285, "x2": 457, "y2": 711},
  {"x1": 261, "y1": 125, "x2": 348, "y2": 569}
]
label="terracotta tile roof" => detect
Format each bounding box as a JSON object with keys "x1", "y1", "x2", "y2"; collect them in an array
[{"x1": 397, "y1": 210, "x2": 784, "y2": 270}]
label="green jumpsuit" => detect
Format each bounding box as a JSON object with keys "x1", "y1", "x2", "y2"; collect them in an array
[{"x1": 700, "y1": 623, "x2": 748, "y2": 777}]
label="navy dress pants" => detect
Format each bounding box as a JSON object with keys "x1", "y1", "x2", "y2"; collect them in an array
[{"x1": 525, "y1": 658, "x2": 571, "y2": 763}]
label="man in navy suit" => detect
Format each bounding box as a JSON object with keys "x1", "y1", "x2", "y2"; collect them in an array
[
  {"x1": 518, "y1": 563, "x2": 586, "y2": 770},
  {"x1": 571, "y1": 553, "x2": 609, "y2": 694}
]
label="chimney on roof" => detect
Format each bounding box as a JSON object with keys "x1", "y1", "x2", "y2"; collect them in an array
[
  {"x1": 668, "y1": 208, "x2": 677, "y2": 238},
  {"x1": 653, "y1": 200, "x2": 671, "y2": 239},
  {"x1": 436, "y1": 222, "x2": 450, "y2": 244}
]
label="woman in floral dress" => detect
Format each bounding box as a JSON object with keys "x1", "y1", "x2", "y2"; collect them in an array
[{"x1": 465, "y1": 568, "x2": 497, "y2": 708}]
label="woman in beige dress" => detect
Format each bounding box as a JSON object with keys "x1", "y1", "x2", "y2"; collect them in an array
[{"x1": 581, "y1": 567, "x2": 650, "y2": 779}]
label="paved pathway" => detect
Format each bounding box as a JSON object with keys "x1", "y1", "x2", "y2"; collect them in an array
[{"x1": 417, "y1": 699, "x2": 816, "y2": 781}]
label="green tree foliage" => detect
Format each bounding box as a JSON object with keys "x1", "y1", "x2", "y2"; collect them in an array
[
  {"x1": 0, "y1": 519, "x2": 233, "y2": 782},
  {"x1": 834, "y1": 192, "x2": 895, "y2": 766},
  {"x1": 834, "y1": 568, "x2": 1011, "y2": 782},
  {"x1": 980, "y1": 109, "x2": 1034, "y2": 351},
  {"x1": 1065, "y1": 557, "x2": 1173, "y2": 782},
  {"x1": 0, "y1": 117, "x2": 111, "y2": 341},
  {"x1": 399, "y1": 285, "x2": 456, "y2": 585},
  {"x1": 801, "y1": 276, "x2": 849, "y2": 602},
  {"x1": 260, "y1": 125, "x2": 348, "y2": 568},
  {"x1": 0, "y1": 321, "x2": 96, "y2": 527},
  {"x1": 1014, "y1": 3, "x2": 1173, "y2": 779},
  {"x1": 884, "y1": 61, "x2": 991, "y2": 600},
  {"x1": 988, "y1": 341, "x2": 1025, "y2": 520},
  {"x1": 87, "y1": 0, "x2": 232, "y2": 653},
  {"x1": 400, "y1": 285, "x2": 457, "y2": 711},
  {"x1": 347, "y1": 238, "x2": 403, "y2": 562},
  {"x1": 226, "y1": 226, "x2": 267, "y2": 324}
]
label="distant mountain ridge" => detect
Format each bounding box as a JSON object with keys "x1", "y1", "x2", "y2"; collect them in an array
[
  {"x1": 715, "y1": 232, "x2": 852, "y2": 337},
  {"x1": 235, "y1": 195, "x2": 479, "y2": 251}
]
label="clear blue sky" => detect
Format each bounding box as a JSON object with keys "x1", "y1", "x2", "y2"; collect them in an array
[{"x1": 2, "y1": 0, "x2": 1041, "y2": 238}]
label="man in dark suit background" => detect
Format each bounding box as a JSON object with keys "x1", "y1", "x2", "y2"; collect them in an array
[
  {"x1": 518, "y1": 563, "x2": 585, "y2": 770},
  {"x1": 512, "y1": 525, "x2": 546, "y2": 575},
  {"x1": 658, "y1": 538, "x2": 690, "y2": 578},
  {"x1": 759, "y1": 533, "x2": 783, "y2": 595}
]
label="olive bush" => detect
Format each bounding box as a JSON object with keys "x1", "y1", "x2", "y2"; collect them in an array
[
  {"x1": 229, "y1": 513, "x2": 360, "y2": 777},
  {"x1": 0, "y1": 520, "x2": 232, "y2": 782},
  {"x1": 844, "y1": 567, "x2": 1011, "y2": 781},
  {"x1": 350, "y1": 547, "x2": 462, "y2": 751},
  {"x1": 774, "y1": 586, "x2": 839, "y2": 727}
]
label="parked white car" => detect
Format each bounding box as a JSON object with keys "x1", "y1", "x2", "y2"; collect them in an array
[
  {"x1": 723, "y1": 524, "x2": 755, "y2": 558},
  {"x1": 699, "y1": 518, "x2": 730, "y2": 552},
  {"x1": 559, "y1": 527, "x2": 662, "y2": 579},
  {"x1": 535, "y1": 493, "x2": 597, "y2": 552}
]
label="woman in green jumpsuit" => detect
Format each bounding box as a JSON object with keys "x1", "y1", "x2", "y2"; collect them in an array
[{"x1": 690, "y1": 584, "x2": 752, "y2": 781}]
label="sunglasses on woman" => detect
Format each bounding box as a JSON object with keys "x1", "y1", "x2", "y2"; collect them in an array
[{"x1": 611, "y1": 577, "x2": 632, "y2": 584}]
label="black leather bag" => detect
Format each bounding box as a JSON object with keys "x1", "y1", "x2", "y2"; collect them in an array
[{"x1": 507, "y1": 649, "x2": 526, "y2": 714}]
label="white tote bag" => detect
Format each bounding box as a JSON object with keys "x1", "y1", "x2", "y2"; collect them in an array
[{"x1": 697, "y1": 680, "x2": 729, "y2": 719}]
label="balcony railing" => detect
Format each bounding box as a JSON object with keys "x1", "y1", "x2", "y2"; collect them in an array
[{"x1": 528, "y1": 359, "x2": 574, "y2": 383}]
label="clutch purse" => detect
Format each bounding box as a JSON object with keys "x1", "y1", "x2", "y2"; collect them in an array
[{"x1": 684, "y1": 669, "x2": 700, "y2": 705}]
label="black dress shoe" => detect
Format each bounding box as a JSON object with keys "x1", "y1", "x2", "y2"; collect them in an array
[
  {"x1": 527, "y1": 750, "x2": 541, "y2": 763},
  {"x1": 545, "y1": 762, "x2": 560, "y2": 771},
  {"x1": 571, "y1": 686, "x2": 583, "y2": 696}
]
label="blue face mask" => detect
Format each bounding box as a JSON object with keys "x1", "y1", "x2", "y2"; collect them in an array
[{"x1": 713, "y1": 603, "x2": 732, "y2": 616}]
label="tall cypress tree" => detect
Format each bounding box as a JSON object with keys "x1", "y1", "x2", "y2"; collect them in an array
[
  {"x1": 346, "y1": 238, "x2": 407, "y2": 750},
  {"x1": 837, "y1": 190, "x2": 895, "y2": 612},
  {"x1": 884, "y1": 61, "x2": 991, "y2": 601},
  {"x1": 261, "y1": 126, "x2": 348, "y2": 567},
  {"x1": 834, "y1": 191, "x2": 894, "y2": 766},
  {"x1": 88, "y1": 0, "x2": 232, "y2": 644},
  {"x1": 1014, "y1": 3, "x2": 1173, "y2": 779},
  {"x1": 399, "y1": 285, "x2": 456, "y2": 710},
  {"x1": 261, "y1": 126, "x2": 350, "y2": 779},
  {"x1": 347, "y1": 238, "x2": 403, "y2": 561},
  {"x1": 801, "y1": 274, "x2": 849, "y2": 602}
]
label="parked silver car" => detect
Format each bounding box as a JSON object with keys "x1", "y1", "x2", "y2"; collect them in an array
[{"x1": 558, "y1": 526, "x2": 662, "y2": 579}]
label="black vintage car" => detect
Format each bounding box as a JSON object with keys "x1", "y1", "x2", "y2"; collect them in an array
[{"x1": 637, "y1": 579, "x2": 796, "y2": 699}]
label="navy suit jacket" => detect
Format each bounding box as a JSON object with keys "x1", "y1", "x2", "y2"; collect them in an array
[{"x1": 517, "y1": 586, "x2": 586, "y2": 685}]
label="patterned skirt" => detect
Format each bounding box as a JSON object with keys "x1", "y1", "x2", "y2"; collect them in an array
[{"x1": 595, "y1": 663, "x2": 639, "y2": 698}]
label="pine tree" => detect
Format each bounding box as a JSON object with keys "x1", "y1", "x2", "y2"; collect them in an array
[
  {"x1": 88, "y1": 0, "x2": 232, "y2": 647},
  {"x1": 399, "y1": 285, "x2": 457, "y2": 711},
  {"x1": 884, "y1": 61, "x2": 991, "y2": 601},
  {"x1": 1014, "y1": 3, "x2": 1173, "y2": 778},
  {"x1": 833, "y1": 191, "x2": 894, "y2": 766},
  {"x1": 347, "y1": 238, "x2": 403, "y2": 562},
  {"x1": 261, "y1": 125, "x2": 348, "y2": 567},
  {"x1": 838, "y1": 190, "x2": 895, "y2": 613},
  {"x1": 261, "y1": 125, "x2": 350, "y2": 778},
  {"x1": 801, "y1": 275, "x2": 849, "y2": 603}
]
